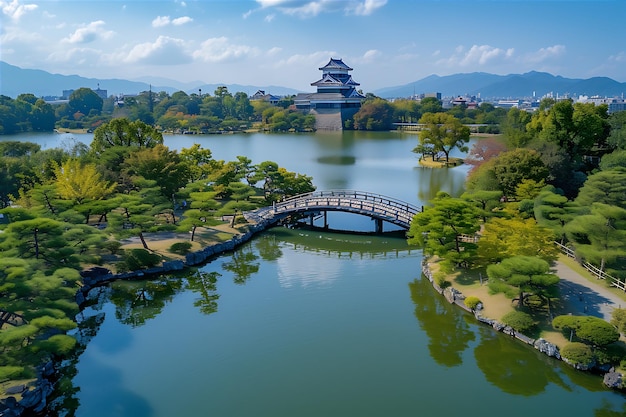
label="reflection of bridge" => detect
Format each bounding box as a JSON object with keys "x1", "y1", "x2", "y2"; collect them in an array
[{"x1": 244, "y1": 190, "x2": 421, "y2": 233}]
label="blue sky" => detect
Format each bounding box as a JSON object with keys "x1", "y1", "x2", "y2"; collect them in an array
[{"x1": 1, "y1": 0, "x2": 625, "y2": 92}]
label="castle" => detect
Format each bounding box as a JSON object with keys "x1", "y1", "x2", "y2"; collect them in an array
[{"x1": 294, "y1": 58, "x2": 365, "y2": 130}]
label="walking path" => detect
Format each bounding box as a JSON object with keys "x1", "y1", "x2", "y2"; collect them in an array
[{"x1": 554, "y1": 259, "x2": 624, "y2": 322}]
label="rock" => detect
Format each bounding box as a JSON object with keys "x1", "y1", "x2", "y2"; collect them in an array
[
  {"x1": 4, "y1": 385, "x2": 26, "y2": 395},
  {"x1": 534, "y1": 338, "x2": 561, "y2": 359},
  {"x1": 492, "y1": 321, "x2": 506, "y2": 332},
  {"x1": 603, "y1": 371, "x2": 622, "y2": 389}
]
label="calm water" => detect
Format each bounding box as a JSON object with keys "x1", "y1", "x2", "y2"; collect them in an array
[{"x1": 5, "y1": 131, "x2": 625, "y2": 416}]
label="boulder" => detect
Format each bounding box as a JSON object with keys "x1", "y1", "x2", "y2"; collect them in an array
[
  {"x1": 534, "y1": 338, "x2": 561, "y2": 359},
  {"x1": 603, "y1": 371, "x2": 623, "y2": 390}
]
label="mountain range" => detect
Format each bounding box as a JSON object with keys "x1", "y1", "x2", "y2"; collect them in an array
[{"x1": 2, "y1": 60, "x2": 625, "y2": 100}]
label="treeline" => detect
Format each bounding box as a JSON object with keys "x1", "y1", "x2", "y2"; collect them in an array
[
  {"x1": 4, "y1": 87, "x2": 509, "y2": 135},
  {"x1": 0, "y1": 117, "x2": 315, "y2": 382},
  {"x1": 408, "y1": 98, "x2": 626, "y2": 372},
  {"x1": 0, "y1": 87, "x2": 315, "y2": 134}
]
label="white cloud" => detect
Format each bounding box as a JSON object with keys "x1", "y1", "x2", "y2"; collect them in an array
[
  {"x1": 172, "y1": 16, "x2": 192, "y2": 25},
  {"x1": 122, "y1": 36, "x2": 192, "y2": 65},
  {"x1": 267, "y1": 46, "x2": 282, "y2": 55},
  {"x1": 346, "y1": 0, "x2": 387, "y2": 16},
  {"x1": 437, "y1": 44, "x2": 515, "y2": 68},
  {"x1": 525, "y1": 45, "x2": 565, "y2": 64},
  {"x1": 152, "y1": 15, "x2": 192, "y2": 27},
  {"x1": 362, "y1": 49, "x2": 380, "y2": 61},
  {"x1": 1, "y1": 0, "x2": 37, "y2": 21},
  {"x1": 193, "y1": 37, "x2": 259, "y2": 62},
  {"x1": 264, "y1": 13, "x2": 275, "y2": 22},
  {"x1": 62, "y1": 21, "x2": 114, "y2": 44},
  {"x1": 152, "y1": 16, "x2": 171, "y2": 27},
  {"x1": 255, "y1": 0, "x2": 386, "y2": 18}
]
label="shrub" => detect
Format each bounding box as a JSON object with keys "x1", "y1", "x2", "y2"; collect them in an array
[
  {"x1": 501, "y1": 310, "x2": 535, "y2": 333},
  {"x1": 553, "y1": 315, "x2": 620, "y2": 347},
  {"x1": 561, "y1": 342, "x2": 594, "y2": 366},
  {"x1": 121, "y1": 248, "x2": 161, "y2": 271},
  {"x1": 103, "y1": 240, "x2": 122, "y2": 255},
  {"x1": 170, "y1": 241, "x2": 192, "y2": 255},
  {"x1": 0, "y1": 366, "x2": 25, "y2": 381},
  {"x1": 434, "y1": 271, "x2": 450, "y2": 289},
  {"x1": 464, "y1": 296, "x2": 482, "y2": 311}
]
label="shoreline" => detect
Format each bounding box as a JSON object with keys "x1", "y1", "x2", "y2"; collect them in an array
[{"x1": 420, "y1": 258, "x2": 625, "y2": 391}]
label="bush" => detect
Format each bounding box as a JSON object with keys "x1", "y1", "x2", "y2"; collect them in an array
[
  {"x1": 434, "y1": 271, "x2": 450, "y2": 289},
  {"x1": 561, "y1": 342, "x2": 594, "y2": 366},
  {"x1": 121, "y1": 248, "x2": 161, "y2": 271},
  {"x1": 0, "y1": 366, "x2": 25, "y2": 381},
  {"x1": 501, "y1": 310, "x2": 535, "y2": 333},
  {"x1": 553, "y1": 315, "x2": 620, "y2": 347},
  {"x1": 170, "y1": 241, "x2": 192, "y2": 255},
  {"x1": 464, "y1": 296, "x2": 482, "y2": 311},
  {"x1": 103, "y1": 240, "x2": 122, "y2": 255}
]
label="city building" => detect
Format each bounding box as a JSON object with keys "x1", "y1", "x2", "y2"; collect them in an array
[
  {"x1": 250, "y1": 90, "x2": 281, "y2": 105},
  {"x1": 294, "y1": 58, "x2": 365, "y2": 130}
]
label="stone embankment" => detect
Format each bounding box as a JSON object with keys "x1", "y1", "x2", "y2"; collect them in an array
[
  {"x1": 420, "y1": 260, "x2": 624, "y2": 391},
  {"x1": 2, "y1": 219, "x2": 277, "y2": 417}
]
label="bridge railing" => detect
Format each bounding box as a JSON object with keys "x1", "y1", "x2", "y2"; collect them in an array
[{"x1": 247, "y1": 190, "x2": 421, "y2": 228}]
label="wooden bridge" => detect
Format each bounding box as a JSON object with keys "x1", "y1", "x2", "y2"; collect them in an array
[{"x1": 243, "y1": 190, "x2": 421, "y2": 233}]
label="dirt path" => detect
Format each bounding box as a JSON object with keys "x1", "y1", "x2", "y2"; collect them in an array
[{"x1": 554, "y1": 260, "x2": 624, "y2": 321}]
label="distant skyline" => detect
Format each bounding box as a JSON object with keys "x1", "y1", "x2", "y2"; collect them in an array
[{"x1": 1, "y1": 0, "x2": 625, "y2": 93}]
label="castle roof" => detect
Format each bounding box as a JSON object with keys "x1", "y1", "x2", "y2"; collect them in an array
[
  {"x1": 311, "y1": 73, "x2": 360, "y2": 88},
  {"x1": 319, "y1": 58, "x2": 353, "y2": 72}
]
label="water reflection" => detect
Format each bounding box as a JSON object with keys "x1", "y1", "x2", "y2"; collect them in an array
[
  {"x1": 185, "y1": 270, "x2": 221, "y2": 315},
  {"x1": 221, "y1": 244, "x2": 260, "y2": 285},
  {"x1": 109, "y1": 277, "x2": 184, "y2": 327},
  {"x1": 409, "y1": 276, "x2": 475, "y2": 367},
  {"x1": 474, "y1": 326, "x2": 568, "y2": 396}
]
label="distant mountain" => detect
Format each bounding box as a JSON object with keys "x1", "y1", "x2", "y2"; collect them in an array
[
  {"x1": 0, "y1": 61, "x2": 303, "y2": 98},
  {"x1": 3, "y1": 60, "x2": 625, "y2": 101},
  {"x1": 373, "y1": 71, "x2": 626, "y2": 99}
]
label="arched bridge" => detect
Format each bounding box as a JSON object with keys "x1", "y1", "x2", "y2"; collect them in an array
[{"x1": 244, "y1": 190, "x2": 421, "y2": 232}]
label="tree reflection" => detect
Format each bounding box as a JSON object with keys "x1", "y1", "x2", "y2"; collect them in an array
[
  {"x1": 185, "y1": 270, "x2": 221, "y2": 315},
  {"x1": 409, "y1": 276, "x2": 475, "y2": 367},
  {"x1": 109, "y1": 276, "x2": 183, "y2": 327},
  {"x1": 222, "y1": 245, "x2": 260, "y2": 285},
  {"x1": 474, "y1": 326, "x2": 568, "y2": 395},
  {"x1": 255, "y1": 233, "x2": 283, "y2": 261},
  {"x1": 594, "y1": 399, "x2": 626, "y2": 417}
]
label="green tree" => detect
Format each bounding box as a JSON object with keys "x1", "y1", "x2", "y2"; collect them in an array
[
  {"x1": 490, "y1": 148, "x2": 549, "y2": 197},
  {"x1": 607, "y1": 110, "x2": 626, "y2": 150},
  {"x1": 407, "y1": 192, "x2": 480, "y2": 268},
  {"x1": 574, "y1": 168, "x2": 626, "y2": 210},
  {"x1": 416, "y1": 112, "x2": 470, "y2": 163},
  {"x1": 487, "y1": 255, "x2": 559, "y2": 307},
  {"x1": 564, "y1": 202, "x2": 626, "y2": 275},
  {"x1": 123, "y1": 144, "x2": 190, "y2": 198},
  {"x1": 352, "y1": 99, "x2": 394, "y2": 131},
  {"x1": 69, "y1": 87, "x2": 103, "y2": 116},
  {"x1": 91, "y1": 118, "x2": 163, "y2": 155},
  {"x1": 502, "y1": 107, "x2": 532, "y2": 147}
]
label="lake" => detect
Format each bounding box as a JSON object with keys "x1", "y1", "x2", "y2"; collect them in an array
[{"x1": 5, "y1": 131, "x2": 625, "y2": 416}]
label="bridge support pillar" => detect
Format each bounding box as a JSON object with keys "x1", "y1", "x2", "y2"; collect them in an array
[
  {"x1": 309, "y1": 213, "x2": 314, "y2": 226},
  {"x1": 375, "y1": 219, "x2": 383, "y2": 234},
  {"x1": 323, "y1": 211, "x2": 328, "y2": 229}
]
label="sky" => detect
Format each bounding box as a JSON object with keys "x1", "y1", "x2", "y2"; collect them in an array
[{"x1": 1, "y1": 0, "x2": 626, "y2": 92}]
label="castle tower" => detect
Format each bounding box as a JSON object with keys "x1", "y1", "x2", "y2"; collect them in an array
[{"x1": 294, "y1": 58, "x2": 365, "y2": 130}]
